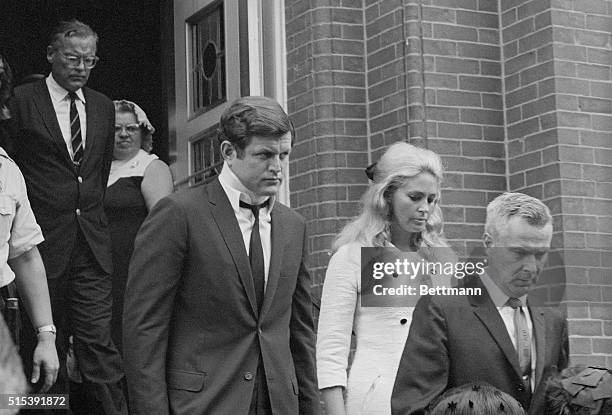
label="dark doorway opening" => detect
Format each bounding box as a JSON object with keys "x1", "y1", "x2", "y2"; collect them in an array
[{"x1": 0, "y1": 0, "x2": 171, "y2": 162}]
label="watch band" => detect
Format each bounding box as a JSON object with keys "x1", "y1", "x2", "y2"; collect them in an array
[{"x1": 36, "y1": 324, "x2": 57, "y2": 335}]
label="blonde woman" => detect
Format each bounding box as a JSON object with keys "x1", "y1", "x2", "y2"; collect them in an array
[{"x1": 317, "y1": 142, "x2": 454, "y2": 415}]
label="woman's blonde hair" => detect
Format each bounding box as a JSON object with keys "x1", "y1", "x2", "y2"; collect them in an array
[{"x1": 334, "y1": 142, "x2": 448, "y2": 251}]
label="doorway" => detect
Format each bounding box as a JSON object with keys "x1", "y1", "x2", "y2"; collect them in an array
[{"x1": 0, "y1": 0, "x2": 171, "y2": 162}]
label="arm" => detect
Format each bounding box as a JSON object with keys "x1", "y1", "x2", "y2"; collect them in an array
[
  {"x1": 321, "y1": 387, "x2": 346, "y2": 415},
  {"x1": 122, "y1": 196, "x2": 187, "y2": 415},
  {"x1": 391, "y1": 296, "x2": 449, "y2": 415},
  {"x1": 141, "y1": 159, "x2": 173, "y2": 211},
  {"x1": 8, "y1": 247, "x2": 59, "y2": 392},
  {"x1": 289, "y1": 221, "x2": 321, "y2": 415},
  {"x1": 100, "y1": 100, "x2": 115, "y2": 194},
  {"x1": 315, "y1": 244, "x2": 360, "y2": 415},
  {"x1": 6, "y1": 158, "x2": 58, "y2": 392}
]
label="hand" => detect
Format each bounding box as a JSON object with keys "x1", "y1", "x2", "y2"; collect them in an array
[
  {"x1": 32, "y1": 333, "x2": 60, "y2": 392},
  {"x1": 0, "y1": 105, "x2": 10, "y2": 120}
]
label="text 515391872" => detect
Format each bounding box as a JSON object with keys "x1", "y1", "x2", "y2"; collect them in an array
[{"x1": 0, "y1": 394, "x2": 68, "y2": 409}]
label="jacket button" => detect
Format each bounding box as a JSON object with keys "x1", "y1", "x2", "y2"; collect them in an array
[
  {"x1": 77, "y1": 176, "x2": 83, "y2": 183},
  {"x1": 244, "y1": 372, "x2": 253, "y2": 381},
  {"x1": 75, "y1": 208, "x2": 81, "y2": 216},
  {"x1": 517, "y1": 384, "x2": 525, "y2": 392},
  {"x1": 400, "y1": 318, "x2": 407, "y2": 325}
]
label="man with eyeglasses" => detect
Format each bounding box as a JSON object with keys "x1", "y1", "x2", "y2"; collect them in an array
[{"x1": 8, "y1": 20, "x2": 127, "y2": 415}]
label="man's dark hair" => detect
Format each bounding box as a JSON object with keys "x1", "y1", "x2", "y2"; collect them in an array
[
  {"x1": 0, "y1": 54, "x2": 14, "y2": 108},
  {"x1": 217, "y1": 96, "x2": 294, "y2": 158},
  {"x1": 48, "y1": 19, "x2": 98, "y2": 50}
]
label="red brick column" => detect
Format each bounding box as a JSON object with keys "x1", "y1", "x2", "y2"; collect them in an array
[
  {"x1": 285, "y1": 1, "x2": 369, "y2": 297},
  {"x1": 501, "y1": 0, "x2": 612, "y2": 366},
  {"x1": 285, "y1": 0, "x2": 611, "y2": 366},
  {"x1": 414, "y1": 0, "x2": 506, "y2": 258}
]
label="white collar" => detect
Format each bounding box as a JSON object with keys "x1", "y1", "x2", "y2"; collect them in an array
[
  {"x1": 46, "y1": 73, "x2": 86, "y2": 103},
  {"x1": 218, "y1": 162, "x2": 275, "y2": 215}
]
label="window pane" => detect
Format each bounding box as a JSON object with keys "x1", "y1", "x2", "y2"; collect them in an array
[
  {"x1": 188, "y1": 1, "x2": 226, "y2": 115},
  {"x1": 191, "y1": 127, "x2": 221, "y2": 185}
]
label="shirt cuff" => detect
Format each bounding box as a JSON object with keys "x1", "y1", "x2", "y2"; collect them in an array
[{"x1": 8, "y1": 233, "x2": 44, "y2": 259}]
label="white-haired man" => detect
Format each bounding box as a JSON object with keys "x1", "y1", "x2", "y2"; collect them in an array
[{"x1": 392, "y1": 192, "x2": 568, "y2": 415}]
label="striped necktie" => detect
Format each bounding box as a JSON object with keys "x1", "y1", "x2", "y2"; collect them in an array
[
  {"x1": 507, "y1": 297, "x2": 532, "y2": 393},
  {"x1": 68, "y1": 92, "x2": 83, "y2": 166}
]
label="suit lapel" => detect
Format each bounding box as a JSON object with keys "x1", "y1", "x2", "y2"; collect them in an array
[
  {"x1": 530, "y1": 302, "x2": 547, "y2": 387},
  {"x1": 32, "y1": 81, "x2": 73, "y2": 165},
  {"x1": 207, "y1": 180, "x2": 259, "y2": 316},
  {"x1": 259, "y1": 206, "x2": 286, "y2": 318},
  {"x1": 470, "y1": 285, "x2": 522, "y2": 377}
]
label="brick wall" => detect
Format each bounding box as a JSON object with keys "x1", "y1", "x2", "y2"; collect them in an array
[
  {"x1": 285, "y1": 0, "x2": 370, "y2": 301},
  {"x1": 365, "y1": 0, "x2": 507, "y2": 260},
  {"x1": 365, "y1": 0, "x2": 408, "y2": 155},
  {"x1": 500, "y1": 0, "x2": 612, "y2": 367},
  {"x1": 500, "y1": 1, "x2": 566, "y2": 321},
  {"x1": 285, "y1": 0, "x2": 611, "y2": 366},
  {"x1": 414, "y1": 0, "x2": 506, "y2": 259},
  {"x1": 549, "y1": 1, "x2": 612, "y2": 368}
]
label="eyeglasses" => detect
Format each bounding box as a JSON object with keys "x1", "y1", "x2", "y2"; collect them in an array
[
  {"x1": 56, "y1": 50, "x2": 99, "y2": 68},
  {"x1": 115, "y1": 124, "x2": 140, "y2": 135}
]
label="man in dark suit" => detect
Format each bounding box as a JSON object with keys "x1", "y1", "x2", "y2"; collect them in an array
[
  {"x1": 391, "y1": 192, "x2": 568, "y2": 415},
  {"x1": 8, "y1": 20, "x2": 126, "y2": 414},
  {"x1": 123, "y1": 96, "x2": 320, "y2": 415}
]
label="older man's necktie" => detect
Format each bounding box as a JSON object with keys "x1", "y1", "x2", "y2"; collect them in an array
[
  {"x1": 507, "y1": 297, "x2": 532, "y2": 395},
  {"x1": 240, "y1": 199, "x2": 268, "y2": 311},
  {"x1": 68, "y1": 92, "x2": 83, "y2": 166}
]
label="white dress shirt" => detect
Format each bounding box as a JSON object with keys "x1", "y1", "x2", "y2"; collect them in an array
[
  {"x1": 218, "y1": 162, "x2": 274, "y2": 289},
  {"x1": 480, "y1": 272, "x2": 536, "y2": 391},
  {"x1": 46, "y1": 74, "x2": 87, "y2": 157}
]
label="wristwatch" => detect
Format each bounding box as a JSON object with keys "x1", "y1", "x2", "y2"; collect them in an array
[{"x1": 36, "y1": 324, "x2": 57, "y2": 335}]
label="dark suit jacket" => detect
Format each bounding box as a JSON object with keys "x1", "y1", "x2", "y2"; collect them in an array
[
  {"x1": 391, "y1": 279, "x2": 568, "y2": 415},
  {"x1": 8, "y1": 79, "x2": 114, "y2": 278},
  {"x1": 123, "y1": 179, "x2": 320, "y2": 415}
]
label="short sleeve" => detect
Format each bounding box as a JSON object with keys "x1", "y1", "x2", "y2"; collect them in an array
[{"x1": 7, "y1": 162, "x2": 43, "y2": 259}]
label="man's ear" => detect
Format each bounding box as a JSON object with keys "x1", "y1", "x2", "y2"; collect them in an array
[
  {"x1": 46, "y1": 46, "x2": 55, "y2": 64},
  {"x1": 483, "y1": 232, "x2": 494, "y2": 248},
  {"x1": 220, "y1": 140, "x2": 235, "y2": 164}
]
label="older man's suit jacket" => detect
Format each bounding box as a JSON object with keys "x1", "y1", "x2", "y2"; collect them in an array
[
  {"x1": 123, "y1": 179, "x2": 320, "y2": 415},
  {"x1": 391, "y1": 279, "x2": 568, "y2": 415},
  {"x1": 8, "y1": 79, "x2": 114, "y2": 278}
]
